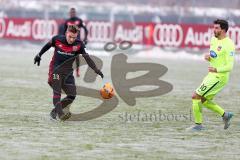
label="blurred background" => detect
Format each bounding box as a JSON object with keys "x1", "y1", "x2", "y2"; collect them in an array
[
  {"x1": 1, "y1": 0, "x2": 240, "y2": 23},
  {"x1": 1, "y1": 0, "x2": 240, "y2": 52}
]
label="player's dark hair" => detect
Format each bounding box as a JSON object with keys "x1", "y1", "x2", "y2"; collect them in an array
[
  {"x1": 214, "y1": 19, "x2": 229, "y2": 32},
  {"x1": 67, "y1": 25, "x2": 79, "y2": 34},
  {"x1": 70, "y1": 8, "x2": 76, "y2": 12}
]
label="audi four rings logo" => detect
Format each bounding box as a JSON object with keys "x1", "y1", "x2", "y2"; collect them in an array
[
  {"x1": 32, "y1": 19, "x2": 58, "y2": 40},
  {"x1": 0, "y1": 18, "x2": 6, "y2": 38},
  {"x1": 153, "y1": 24, "x2": 183, "y2": 47},
  {"x1": 87, "y1": 21, "x2": 113, "y2": 42}
]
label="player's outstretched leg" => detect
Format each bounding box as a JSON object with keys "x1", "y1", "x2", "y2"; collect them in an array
[
  {"x1": 202, "y1": 100, "x2": 233, "y2": 129},
  {"x1": 202, "y1": 100, "x2": 224, "y2": 116}
]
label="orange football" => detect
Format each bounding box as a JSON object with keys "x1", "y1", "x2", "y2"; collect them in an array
[{"x1": 100, "y1": 83, "x2": 115, "y2": 99}]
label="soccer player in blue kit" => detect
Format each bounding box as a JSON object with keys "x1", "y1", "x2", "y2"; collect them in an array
[{"x1": 34, "y1": 25, "x2": 103, "y2": 121}]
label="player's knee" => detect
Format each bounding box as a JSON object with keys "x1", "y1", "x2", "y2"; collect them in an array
[
  {"x1": 192, "y1": 93, "x2": 201, "y2": 100},
  {"x1": 201, "y1": 97, "x2": 207, "y2": 103},
  {"x1": 67, "y1": 95, "x2": 76, "y2": 101}
]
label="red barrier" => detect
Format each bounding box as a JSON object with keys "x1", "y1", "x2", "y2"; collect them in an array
[{"x1": 1, "y1": 18, "x2": 240, "y2": 49}]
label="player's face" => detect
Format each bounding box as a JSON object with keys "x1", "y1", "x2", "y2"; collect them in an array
[
  {"x1": 69, "y1": 9, "x2": 76, "y2": 18},
  {"x1": 213, "y1": 24, "x2": 222, "y2": 38},
  {"x1": 66, "y1": 32, "x2": 78, "y2": 44}
]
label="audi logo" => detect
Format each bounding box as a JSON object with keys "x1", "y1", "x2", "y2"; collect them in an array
[
  {"x1": 153, "y1": 24, "x2": 183, "y2": 47},
  {"x1": 0, "y1": 18, "x2": 6, "y2": 38},
  {"x1": 228, "y1": 27, "x2": 240, "y2": 49},
  {"x1": 32, "y1": 19, "x2": 58, "y2": 40},
  {"x1": 87, "y1": 21, "x2": 112, "y2": 42}
]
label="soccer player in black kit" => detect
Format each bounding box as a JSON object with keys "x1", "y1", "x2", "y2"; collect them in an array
[
  {"x1": 58, "y1": 7, "x2": 88, "y2": 77},
  {"x1": 61, "y1": 7, "x2": 88, "y2": 44},
  {"x1": 34, "y1": 25, "x2": 103, "y2": 121}
]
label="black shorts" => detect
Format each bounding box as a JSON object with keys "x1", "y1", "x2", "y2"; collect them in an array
[{"x1": 49, "y1": 73, "x2": 76, "y2": 97}]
